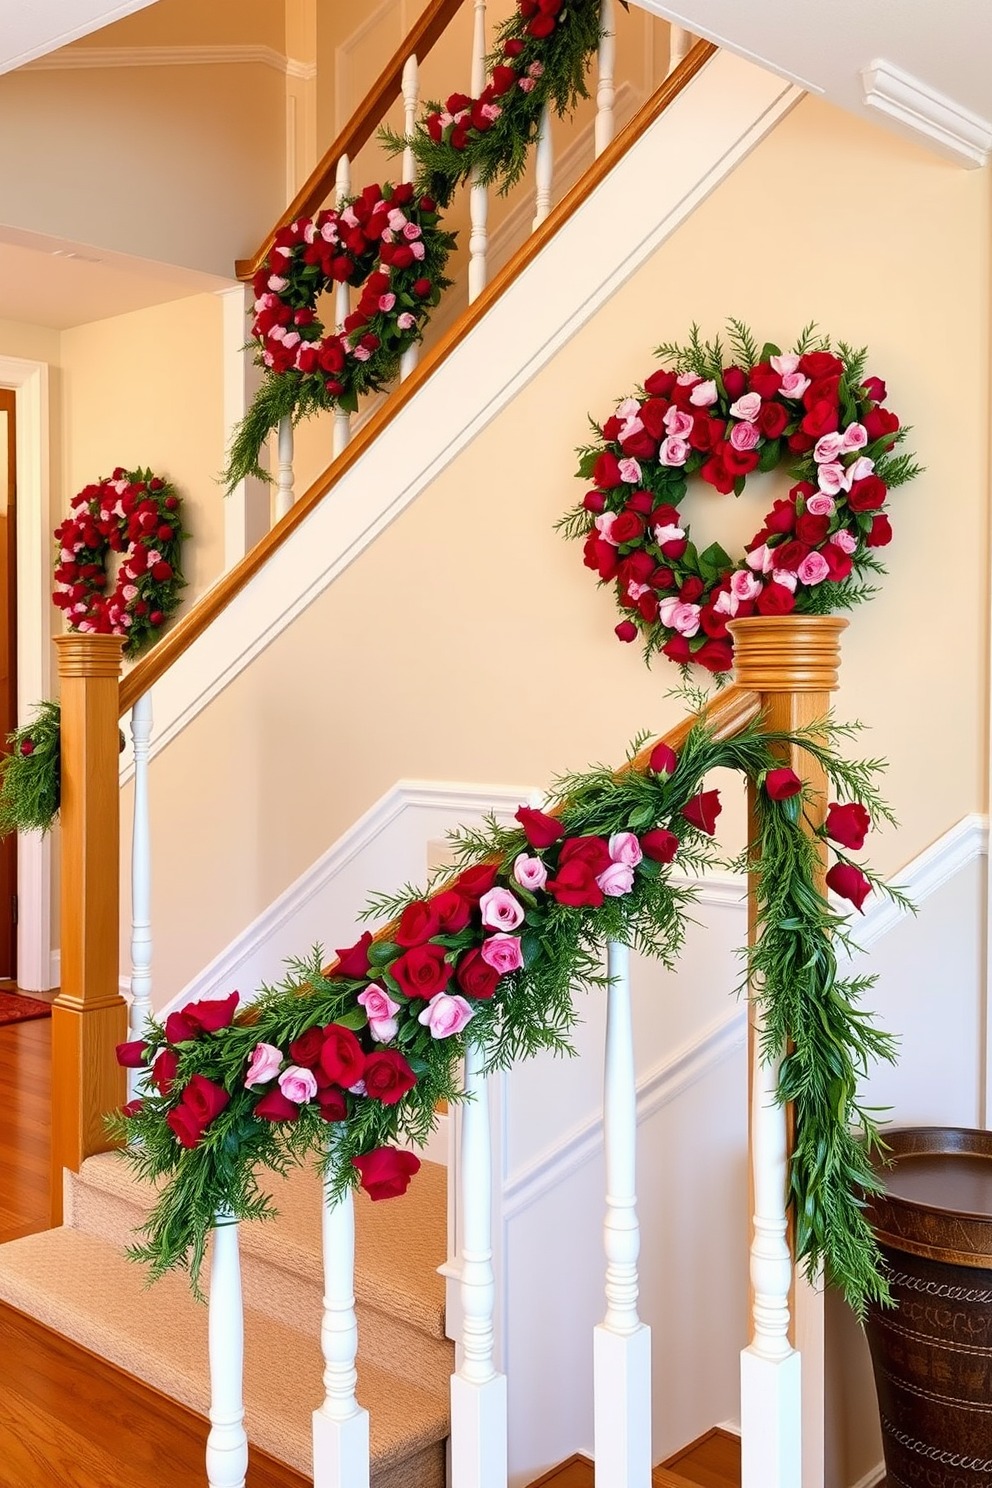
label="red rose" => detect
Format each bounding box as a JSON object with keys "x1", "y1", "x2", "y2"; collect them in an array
[
  {"x1": 515, "y1": 805, "x2": 564, "y2": 849},
  {"x1": 182, "y1": 1074, "x2": 230, "y2": 1128},
  {"x1": 680, "y1": 576, "x2": 704, "y2": 603},
  {"x1": 821, "y1": 545, "x2": 853, "y2": 582},
  {"x1": 765, "y1": 498, "x2": 798, "y2": 534},
  {"x1": 799, "y1": 351, "x2": 844, "y2": 379},
  {"x1": 364, "y1": 1049, "x2": 417, "y2": 1105},
  {"x1": 662, "y1": 634, "x2": 692, "y2": 664},
  {"x1": 456, "y1": 947, "x2": 500, "y2": 1000},
  {"x1": 641, "y1": 828, "x2": 679, "y2": 863},
  {"x1": 288, "y1": 1027, "x2": 326, "y2": 1069},
  {"x1": 848, "y1": 475, "x2": 887, "y2": 512},
  {"x1": 748, "y1": 362, "x2": 781, "y2": 399},
  {"x1": 167, "y1": 1104, "x2": 204, "y2": 1148},
  {"x1": 639, "y1": 399, "x2": 668, "y2": 440},
  {"x1": 455, "y1": 862, "x2": 500, "y2": 900},
  {"x1": 546, "y1": 859, "x2": 603, "y2": 908},
  {"x1": 773, "y1": 540, "x2": 809, "y2": 572},
  {"x1": 395, "y1": 899, "x2": 441, "y2": 947},
  {"x1": 319, "y1": 1024, "x2": 366, "y2": 1087},
  {"x1": 391, "y1": 943, "x2": 453, "y2": 999},
  {"x1": 583, "y1": 534, "x2": 619, "y2": 582},
  {"x1": 721, "y1": 444, "x2": 760, "y2": 478},
  {"x1": 318, "y1": 1088, "x2": 348, "y2": 1122},
  {"x1": 700, "y1": 451, "x2": 735, "y2": 495},
  {"x1": 643, "y1": 368, "x2": 676, "y2": 397},
  {"x1": 528, "y1": 10, "x2": 556, "y2": 30},
  {"x1": 825, "y1": 801, "x2": 871, "y2": 850},
  {"x1": 864, "y1": 407, "x2": 900, "y2": 445},
  {"x1": 699, "y1": 605, "x2": 729, "y2": 639},
  {"x1": 504, "y1": 37, "x2": 524, "y2": 56},
  {"x1": 446, "y1": 91, "x2": 471, "y2": 113},
  {"x1": 862, "y1": 376, "x2": 886, "y2": 403},
  {"x1": 800, "y1": 400, "x2": 839, "y2": 438},
  {"x1": 433, "y1": 889, "x2": 471, "y2": 934},
  {"x1": 619, "y1": 428, "x2": 657, "y2": 461},
  {"x1": 115, "y1": 1040, "x2": 149, "y2": 1068},
  {"x1": 164, "y1": 1009, "x2": 198, "y2": 1043},
  {"x1": 593, "y1": 451, "x2": 622, "y2": 489},
  {"x1": 804, "y1": 375, "x2": 841, "y2": 411},
  {"x1": 616, "y1": 620, "x2": 637, "y2": 643},
  {"x1": 795, "y1": 513, "x2": 829, "y2": 545},
  {"x1": 121, "y1": 1099, "x2": 143, "y2": 1118},
  {"x1": 688, "y1": 415, "x2": 723, "y2": 452},
  {"x1": 182, "y1": 991, "x2": 240, "y2": 1035},
  {"x1": 334, "y1": 931, "x2": 373, "y2": 979},
  {"x1": 765, "y1": 768, "x2": 802, "y2": 801},
  {"x1": 695, "y1": 639, "x2": 734, "y2": 673},
  {"x1": 353, "y1": 1147, "x2": 421, "y2": 1201},
  {"x1": 255, "y1": 1087, "x2": 302, "y2": 1122},
  {"x1": 558, "y1": 836, "x2": 612, "y2": 874},
  {"x1": 722, "y1": 366, "x2": 747, "y2": 400},
  {"x1": 757, "y1": 402, "x2": 788, "y2": 439},
  {"x1": 157, "y1": 525, "x2": 174, "y2": 543},
  {"x1": 412, "y1": 278, "x2": 432, "y2": 297},
  {"x1": 611, "y1": 511, "x2": 644, "y2": 545},
  {"x1": 153, "y1": 1048, "x2": 179, "y2": 1095},
  {"x1": 583, "y1": 490, "x2": 606, "y2": 514},
  {"x1": 626, "y1": 490, "x2": 655, "y2": 515},
  {"x1": 866, "y1": 514, "x2": 892, "y2": 548},
  {"x1": 650, "y1": 741, "x2": 677, "y2": 776},
  {"x1": 638, "y1": 592, "x2": 659, "y2": 622},
  {"x1": 826, "y1": 862, "x2": 871, "y2": 912},
  {"x1": 755, "y1": 582, "x2": 796, "y2": 616},
  {"x1": 491, "y1": 65, "x2": 517, "y2": 96},
  {"x1": 682, "y1": 789, "x2": 722, "y2": 835}
]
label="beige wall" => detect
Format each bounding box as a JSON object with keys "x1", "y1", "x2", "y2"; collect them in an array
[
  {"x1": 60, "y1": 292, "x2": 227, "y2": 617},
  {"x1": 66, "y1": 0, "x2": 287, "y2": 50},
  {"x1": 142, "y1": 94, "x2": 991, "y2": 1004}
]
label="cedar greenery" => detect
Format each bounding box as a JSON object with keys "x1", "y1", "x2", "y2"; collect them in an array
[
  {"x1": 114, "y1": 711, "x2": 901, "y2": 1318},
  {"x1": 0, "y1": 700, "x2": 62, "y2": 836}
]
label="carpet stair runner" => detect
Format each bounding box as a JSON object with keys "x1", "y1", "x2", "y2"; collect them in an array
[{"x1": 0, "y1": 1151, "x2": 451, "y2": 1487}]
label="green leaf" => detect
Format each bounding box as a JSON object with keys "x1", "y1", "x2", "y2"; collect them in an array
[{"x1": 758, "y1": 438, "x2": 781, "y2": 472}]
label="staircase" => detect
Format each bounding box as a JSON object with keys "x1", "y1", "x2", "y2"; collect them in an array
[{"x1": 0, "y1": 1153, "x2": 451, "y2": 1486}]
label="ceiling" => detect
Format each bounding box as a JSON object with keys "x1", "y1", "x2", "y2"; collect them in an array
[
  {"x1": 0, "y1": 0, "x2": 158, "y2": 74},
  {"x1": 640, "y1": 0, "x2": 992, "y2": 165},
  {"x1": 0, "y1": 227, "x2": 234, "y2": 331}
]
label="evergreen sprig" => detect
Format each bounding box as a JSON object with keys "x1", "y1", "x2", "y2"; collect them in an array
[
  {"x1": 0, "y1": 700, "x2": 61, "y2": 836},
  {"x1": 116, "y1": 714, "x2": 901, "y2": 1318}
]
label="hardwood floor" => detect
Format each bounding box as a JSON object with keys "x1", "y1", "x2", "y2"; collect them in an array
[{"x1": 0, "y1": 1015, "x2": 309, "y2": 1488}]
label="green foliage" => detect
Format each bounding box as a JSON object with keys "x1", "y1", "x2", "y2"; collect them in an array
[
  {"x1": 0, "y1": 700, "x2": 61, "y2": 837},
  {"x1": 117, "y1": 714, "x2": 901, "y2": 1318}
]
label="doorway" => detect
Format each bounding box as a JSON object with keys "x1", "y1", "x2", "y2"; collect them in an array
[{"x1": 0, "y1": 389, "x2": 17, "y2": 979}]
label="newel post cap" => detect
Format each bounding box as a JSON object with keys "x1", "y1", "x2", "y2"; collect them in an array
[
  {"x1": 54, "y1": 633, "x2": 125, "y2": 680},
  {"x1": 727, "y1": 615, "x2": 847, "y2": 693}
]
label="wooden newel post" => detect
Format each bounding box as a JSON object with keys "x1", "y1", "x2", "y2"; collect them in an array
[
  {"x1": 727, "y1": 615, "x2": 846, "y2": 1488},
  {"x1": 51, "y1": 633, "x2": 127, "y2": 1224}
]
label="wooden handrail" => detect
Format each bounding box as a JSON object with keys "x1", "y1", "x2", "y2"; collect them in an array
[
  {"x1": 234, "y1": 0, "x2": 467, "y2": 281},
  {"x1": 119, "y1": 39, "x2": 718, "y2": 719}
]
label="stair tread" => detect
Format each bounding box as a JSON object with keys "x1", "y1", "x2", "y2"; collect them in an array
[
  {"x1": 74, "y1": 1148, "x2": 447, "y2": 1340},
  {"x1": 0, "y1": 1226, "x2": 448, "y2": 1478}
]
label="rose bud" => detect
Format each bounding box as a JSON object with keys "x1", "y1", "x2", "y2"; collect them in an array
[
  {"x1": 824, "y1": 801, "x2": 871, "y2": 851},
  {"x1": 19, "y1": 738, "x2": 34, "y2": 756},
  {"x1": 681, "y1": 789, "x2": 722, "y2": 835},
  {"x1": 640, "y1": 828, "x2": 679, "y2": 863},
  {"x1": 615, "y1": 620, "x2": 638, "y2": 643},
  {"x1": 353, "y1": 1147, "x2": 421, "y2": 1201},
  {"x1": 115, "y1": 1039, "x2": 149, "y2": 1068},
  {"x1": 826, "y1": 862, "x2": 871, "y2": 912},
  {"x1": 515, "y1": 805, "x2": 564, "y2": 849},
  {"x1": 764, "y1": 768, "x2": 802, "y2": 801},
  {"x1": 649, "y1": 741, "x2": 677, "y2": 777}
]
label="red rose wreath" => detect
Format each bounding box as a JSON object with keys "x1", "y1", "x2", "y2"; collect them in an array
[
  {"x1": 560, "y1": 324, "x2": 920, "y2": 673},
  {"x1": 53, "y1": 467, "x2": 185, "y2": 658}
]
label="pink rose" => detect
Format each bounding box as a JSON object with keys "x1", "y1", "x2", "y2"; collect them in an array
[
  {"x1": 480, "y1": 934, "x2": 524, "y2": 974},
  {"x1": 653, "y1": 521, "x2": 685, "y2": 547},
  {"x1": 658, "y1": 599, "x2": 701, "y2": 637},
  {"x1": 729, "y1": 421, "x2": 760, "y2": 452},
  {"x1": 772, "y1": 568, "x2": 798, "y2": 592},
  {"x1": 841, "y1": 422, "x2": 868, "y2": 452},
  {"x1": 816, "y1": 462, "x2": 849, "y2": 495},
  {"x1": 797, "y1": 552, "x2": 830, "y2": 585},
  {"x1": 594, "y1": 511, "x2": 619, "y2": 546},
  {"x1": 417, "y1": 992, "x2": 475, "y2": 1039},
  {"x1": 713, "y1": 588, "x2": 739, "y2": 616},
  {"x1": 402, "y1": 223, "x2": 422, "y2": 241},
  {"x1": 513, "y1": 853, "x2": 548, "y2": 891},
  {"x1": 779, "y1": 371, "x2": 810, "y2": 399},
  {"x1": 519, "y1": 76, "x2": 535, "y2": 92},
  {"x1": 596, "y1": 861, "x2": 635, "y2": 896},
  {"x1": 730, "y1": 570, "x2": 762, "y2": 602},
  {"x1": 688, "y1": 379, "x2": 718, "y2": 407},
  {"x1": 378, "y1": 294, "x2": 396, "y2": 312},
  {"x1": 618, "y1": 458, "x2": 642, "y2": 483},
  {"x1": 770, "y1": 352, "x2": 800, "y2": 375},
  {"x1": 663, "y1": 408, "x2": 694, "y2": 437},
  {"x1": 387, "y1": 208, "x2": 407, "y2": 230},
  {"x1": 358, "y1": 984, "x2": 401, "y2": 1042},
  {"x1": 245, "y1": 1042, "x2": 283, "y2": 1088},
  {"x1": 479, "y1": 887, "x2": 525, "y2": 932},
  {"x1": 729, "y1": 391, "x2": 762, "y2": 422},
  {"x1": 830, "y1": 529, "x2": 858, "y2": 554},
  {"x1": 397, "y1": 312, "x2": 416, "y2": 330},
  {"x1": 746, "y1": 543, "x2": 775, "y2": 574},
  {"x1": 659, "y1": 437, "x2": 690, "y2": 466},
  {"x1": 813, "y1": 432, "x2": 844, "y2": 463},
  {"x1": 410, "y1": 242, "x2": 425, "y2": 260},
  {"x1": 608, "y1": 832, "x2": 643, "y2": 867},
  {"x1": 805, "y1": 494, "x2": 835, "y2": 517},
  {"x1": 847, "y1": 455, "x2": 875, "y2": 482},
  {"x1": 278, "y1": 1065, "x2": 319, "y2": 1104}
]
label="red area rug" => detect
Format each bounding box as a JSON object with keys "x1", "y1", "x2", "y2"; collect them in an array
[{"x1": 0, "y1": 991, "x2": 52, "y2": 1027}]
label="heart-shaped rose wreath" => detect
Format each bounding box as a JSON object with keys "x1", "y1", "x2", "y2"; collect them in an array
[
  {"x1": 225, "y1": 182, "x2": 456, "y2": 490},
  {"x1": 560, "y1": 324, "x2": 920, "y2": 673}
]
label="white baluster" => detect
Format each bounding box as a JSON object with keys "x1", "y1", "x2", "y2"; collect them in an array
[
  {"x1": 400, "y1": 53, "x2": 421, "y2": 384},
  {"x1": 127, "y1": 690, "x2": 153, "y2": 1098},
  {"x1": 594, "y1": 941, "x2": 651, "y2": 1488},
  {"x1": 333, "y1": 153, "x2": 352, "y2": 459},
  {"x1": 275, "y1": 414, "x2": 295, "y2": 518},
  {"x1": 451, "y1": 1040, "x2": 507, "y2": 1488},
  {"x1": 667, "y1": 24, "x2": 692, "y2": 75},
  {"x1": 313, "y1": 1156, "x2": 370, "y2": 1488},
  {"x1": 740, "y1": 1018, "x2": 801, "y2": 1488},
  {"x1": 467, "y1": 0, "x2": 489, "y2": 303},
  {"x1": 207, "y1": 1213, "x2": 248, "y2": 1488},
  {"x1": 532, "y1": 103, "x2": 553, "y2": 230},
  {"x1": 595, "y1": 0, "x2": 616, "y2": 157}
]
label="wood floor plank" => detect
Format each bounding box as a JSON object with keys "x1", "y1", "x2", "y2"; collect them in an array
[{"x1": 0, "y1": 1018, "x2": 52, "y2": 1242}]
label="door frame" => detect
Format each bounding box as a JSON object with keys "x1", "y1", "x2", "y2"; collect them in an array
[{"x1": 0, "y1": 356, "x2": 52, "y2": 991}]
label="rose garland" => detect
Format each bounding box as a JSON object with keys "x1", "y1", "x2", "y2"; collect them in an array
[
  {"x1": 53, "y1": 467, "x2": 186, "y2": 657},
  {"x1": 560, "y1": 323, "x2": 921, "y2": 673},
  {"x1": 223, "y1": 0, "x2": 608, "y2": 491},
  {"x1": 224, "y1": 186, "x2": 456, "y2": 490},
  {"x1": 0, "y1": 700, "x2": 62, "y2": 837},
  {"x1": 114, "y1": 712, "x2": 904, "y2": 1318}
]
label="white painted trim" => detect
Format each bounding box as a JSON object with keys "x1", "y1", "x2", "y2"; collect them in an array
[
  {"x1": 116, "y1": 54, "x2": 802, "y2": 785},
  {"x1": 22, "y1": 44, "x2": 317, "y2": 78},
  {"x1": 849, "y1": 1465, "x2": 885, "y2": 1488},
  {"x1": 0, "y1": 355, "x2": 53, "y2": 991},
  {"x1": 218, "y1": 286, "x2": 270, "y2": 571},
  {"x1": 861, "y1": 58, "x2": 992, "y2": 168}
]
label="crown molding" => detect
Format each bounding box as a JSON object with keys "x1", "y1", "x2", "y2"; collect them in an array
[
  {"x1": 861, "y1": 57, "x2": 992, "y2": 168},
  {"x1": 22, "y1": 44, "x2": 316, "y2": 80}
]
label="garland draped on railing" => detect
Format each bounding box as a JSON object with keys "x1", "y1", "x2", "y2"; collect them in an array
[{"x1": 114, "y1": 711, "x2": 904, "y2": 1318}]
